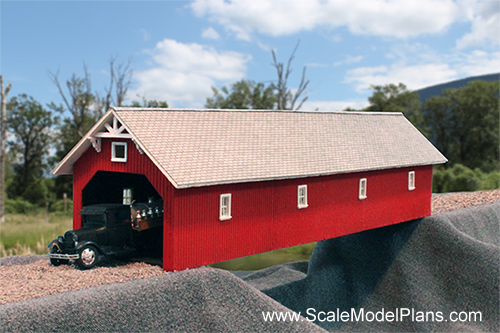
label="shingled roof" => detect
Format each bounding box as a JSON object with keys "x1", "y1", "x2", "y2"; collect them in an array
[{"x1": 53, "y1": 107, "x2": 447, "y2": 189}]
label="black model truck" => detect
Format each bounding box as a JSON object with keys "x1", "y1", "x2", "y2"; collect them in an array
[{"x1": 47, "y1": 199, "x2": 163, "y2": 269}]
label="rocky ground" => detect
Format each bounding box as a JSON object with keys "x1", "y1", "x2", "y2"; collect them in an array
[
  {"x1": 431, "y1": 189, "x2": 500, "y2": 214},
  {"x1": 1, "y1": 189, "x2": 499, "y2": 305}
]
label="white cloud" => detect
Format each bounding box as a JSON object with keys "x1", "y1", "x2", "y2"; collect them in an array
[
  {"x1": 128, "y1": 39, "x2": 250, "y2": 107},
  {"x1": 345, "y1": 46, "x2": 499, "y2": 93},
  {"x1": 333, "y1": 55, "x2": 363, "y2": 67},
  {"x1": 190, "y1": 0, "x2": 461, "y2": 40},
  {"x1": 201, "y1": 26, "x2": 220, "y2": 40},
  {"x1": 346, "y1": 63, "x2": 458, "y2": 92},
  {"x1": 452, "y1": 50, "x2": 500, "y2": 77},
  {"x1": 302, "y1": 99, "x2": 368, "y2": 111},
  {"x1": 457, "y1": 0, "x2": 500, "y2": 49}
]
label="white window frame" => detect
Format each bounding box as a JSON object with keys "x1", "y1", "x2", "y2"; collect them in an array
[
  {"x1": 219, "y1": 193, "x2": 232, "y2": 221},
  {"x1": 359, "y1": 178, "x2": 367, "y2": 200},
  {"x1": 111, "y1": 142, "x2": 127, "y2": 162},
  {"x1": 123, "y1": 188, "x2": 132, "y2": 205},
  {"x1": 408, "y1": 171, "x2": 416, "y2": 191},
  {"x1": 297, "y1": 185, "x2": 308, "y2": 209}
]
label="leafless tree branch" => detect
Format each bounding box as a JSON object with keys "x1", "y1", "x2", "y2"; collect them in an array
[
  {"x1": 49, "y1": 63, "x2": 94, "y2": 138},
  {"x1": 272, "y1": 40, "x2": 309, "y2": 110}
]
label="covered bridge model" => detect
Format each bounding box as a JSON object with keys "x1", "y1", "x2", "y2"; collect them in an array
[{"x1": 53, "y1": 108, "x2": 447, "y2": 271}]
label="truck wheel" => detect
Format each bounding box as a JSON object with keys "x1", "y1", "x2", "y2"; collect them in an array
[
  {"x1": 50, "y1": 247, "x2": 69, "y2": 266},
  {"x1": 76, "y1": 245, "x2": 99, "y2": 269}
]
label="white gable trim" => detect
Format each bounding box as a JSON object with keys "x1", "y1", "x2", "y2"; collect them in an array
[
  {"x1": 52, "y1": 109, "x2": 115, "y2": 175},
  {"x1": 95, "y1": 115, "x2": 132, "y2": 139}
]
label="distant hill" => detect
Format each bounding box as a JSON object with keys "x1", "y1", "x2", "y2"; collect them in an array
[{"x1": 416, "y1": 73, "x2": 499, "y2": 102}]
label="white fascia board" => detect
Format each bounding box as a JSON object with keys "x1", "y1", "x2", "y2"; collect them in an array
[
  {"x1": 94, "y1": 132, "x2": 132, "y2": 138},
  {"x1": 52, "y1": 109, "x2": 115, "y2": 175}
]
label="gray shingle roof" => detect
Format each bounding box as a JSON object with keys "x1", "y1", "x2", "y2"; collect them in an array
[{"x1": 53, "y1": 108, "x2": 447, "y2": 189}]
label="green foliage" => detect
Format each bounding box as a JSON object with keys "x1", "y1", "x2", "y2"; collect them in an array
[
  {"x1": 6, "y1": 94, "x2": 55, "y2": 203},
  {"x1": 365, "y1": 83, "x2": 427, "y2": 135},
  {"x1": 481, "y1": 171, "x2": 500, "y2": 190},
  {"x1": 5, "y1": 199, "x2": 37, "y2": 214},
  {"x1": 206, "y1": 79, "x2": 276, "y2": 109},
  {"x1": 366, "y1": 80, "x2": 499, "y2": 189},
  {"x1": 425, "y1": 80, "x2": 499, "y2": 172},
  {"x1": 432, "y1": 164, "x2": 500, "y2": 193},
  {"x1": 50, "y1": 198, "x2": 73, "y2": 214},
  {"x1": 130, "y1": 98, "x2": 169, "y2": 108}
]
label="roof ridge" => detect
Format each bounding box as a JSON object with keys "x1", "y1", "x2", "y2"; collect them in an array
[
  {"x1": 111, "y1": 107, "x2": 403, "y2": 116},
  {"x1": 53, "y1": 107, "x2": 447, "y2": 188}
]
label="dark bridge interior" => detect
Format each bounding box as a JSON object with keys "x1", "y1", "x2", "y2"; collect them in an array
[
  {"x1": 82, "y1": 171, "x2": 164, "y2": 262},
  {"x1": 82, "y1": 171, "x2": 161, "y2": 207}
]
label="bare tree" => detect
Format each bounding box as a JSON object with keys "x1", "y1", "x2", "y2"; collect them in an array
[
  {"x1": 0, "y1": 75, "x2": 12, "y2": 223},
  {"x1": 96, "y1": 57, "x2": 133, "y2": 116},
  {"x1": 49, "y1": 64, "x2": 95, "y2": 138},
  {"x1": 272, "y1": 41, "x2": 309, "y2": 110}
]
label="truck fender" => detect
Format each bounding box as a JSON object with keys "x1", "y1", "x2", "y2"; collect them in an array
[
  {"x1": 76, "y1": 241, "x2": 106, "y2": 256},
  {"x1": 47, "y1": 239, "x2": 58, "y2": 249}
]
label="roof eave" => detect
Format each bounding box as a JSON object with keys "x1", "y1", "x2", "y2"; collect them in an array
[
  {"x1": 175, "y1": 159, "x2": 448, "y2": 189},
  {"x1": 52, "y1": 109, "x2": 116, "y2": 175}
]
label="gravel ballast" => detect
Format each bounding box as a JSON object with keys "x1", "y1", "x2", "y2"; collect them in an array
[
  {"x1": 0, "y1": 260, "x2": 164, "y2": 304},
  {"x1": 432, "y1": 189, "x2": 500, "y2": 214}
]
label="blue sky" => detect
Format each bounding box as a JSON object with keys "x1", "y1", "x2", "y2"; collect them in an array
[{"x1": 1, "y1": 0, "x2": 499, "y2": 111}]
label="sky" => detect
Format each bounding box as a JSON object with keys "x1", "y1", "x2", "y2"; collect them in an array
[{"x1": 1, "y1": 0, "x2": 499, "y2": 112}]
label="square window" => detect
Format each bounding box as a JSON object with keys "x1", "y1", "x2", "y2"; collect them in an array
[
  {"x1": 219, "y1": 193, "x2": 232, "y2": 221},
  {"x1": 359, "y1": 178, "x2": 367, "y2": 200},
  {"x1": 298, "y1": 185, "x2": 308, "y2": 209},
  {"x1": 408, "y1": 171, "x2": 416, "y2": 190},
  {"x1": 112, "y1": 142, "x2": 127, "y2": 162}
]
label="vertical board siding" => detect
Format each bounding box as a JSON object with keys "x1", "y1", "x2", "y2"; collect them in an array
[
  {"x1": 172, "y1": 182, "x2": 276, "y2": 269},
  {"x1": 171, "y1": 165, "x2": 433, "y2": 271}
]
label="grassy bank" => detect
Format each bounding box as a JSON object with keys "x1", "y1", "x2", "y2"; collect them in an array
[
  {"x1": 0, "y1": 213, "x2": 73, "y2": 257},
  {"x1": 209, "y1": 242, "x2": 316, "y2": 271}
]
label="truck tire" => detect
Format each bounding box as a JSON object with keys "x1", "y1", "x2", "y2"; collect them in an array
[
  {"x1": 76, "y1": 245, "x2": 99, "y2": 269},
  {"x1": 50, "y1": 247, "x2": 69, "y2": 266}
]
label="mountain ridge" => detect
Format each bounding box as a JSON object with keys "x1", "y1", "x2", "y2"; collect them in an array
[{"x1": 416, "y1": 73, "x2": 499, "y2": 102}]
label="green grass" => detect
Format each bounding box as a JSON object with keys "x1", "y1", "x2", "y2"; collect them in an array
[
  {"x1": 209, "y1": 242, "x2": 316, "y2": 271},
  {"x1": 0, "y1": 212, "x2": 73, "y2": 257}
]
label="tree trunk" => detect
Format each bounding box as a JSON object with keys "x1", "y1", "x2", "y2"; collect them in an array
[{"x1": 0, "y1": 76, "x2": 12, "y2": 223}]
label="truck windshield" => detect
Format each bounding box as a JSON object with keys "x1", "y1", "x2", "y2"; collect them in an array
[{"x1": 82, "y1": 214, "x2": 106, "y2": 227}]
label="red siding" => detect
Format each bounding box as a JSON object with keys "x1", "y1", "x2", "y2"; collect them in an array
[
  {"x1": 73, "y1": 138, "x2": 433, "y2": 271},
  {"x1": 170, "y1": 165, "x2": 433, "y2": 271}
]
